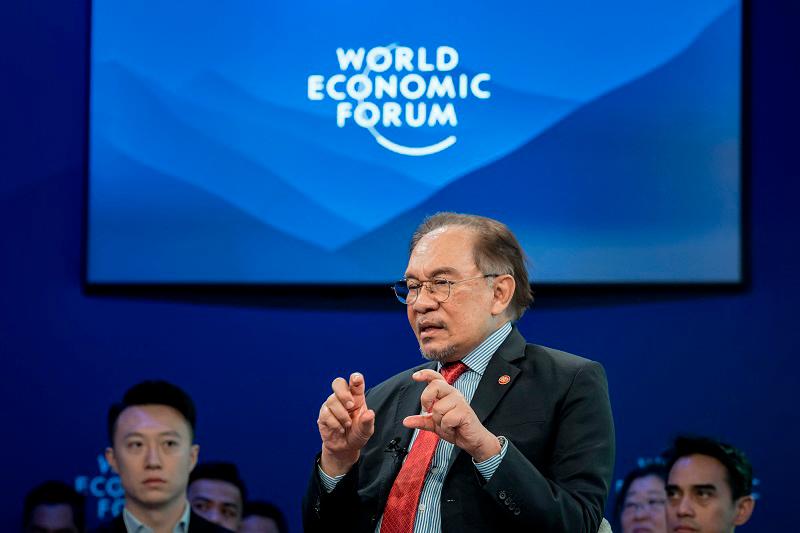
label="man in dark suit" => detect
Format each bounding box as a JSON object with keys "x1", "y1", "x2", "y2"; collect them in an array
[
  {"x1": 304, "y1": 212, "x2": 615, "y2": 532},
  {"x1": 93, "y1": 380, "x2": 230, "y2": 533}
]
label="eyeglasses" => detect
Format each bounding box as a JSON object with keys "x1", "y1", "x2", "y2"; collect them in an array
[
  {"x1": 621, "y1": 498, "x2": 666, "y2": 515},
  {"x1": 392, "y1": 274, "x2": 500, "y2": 304}
]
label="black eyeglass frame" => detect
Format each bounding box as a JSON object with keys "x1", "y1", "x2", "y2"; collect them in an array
[{"x1": 391, "y1": 273, "x2": 501, "y2": 304}]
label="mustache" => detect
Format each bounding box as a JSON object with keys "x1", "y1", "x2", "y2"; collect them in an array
[{"x1": 417, "y1": 319, "x2": 446, "y2": 330}]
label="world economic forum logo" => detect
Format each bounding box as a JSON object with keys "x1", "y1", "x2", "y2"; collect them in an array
[
  {"x1": 75, "y1": 453, "x2": 125, "y2": 522},
  {"x1": 307, "y1": 44, "x2": 491, "y2": 156}
]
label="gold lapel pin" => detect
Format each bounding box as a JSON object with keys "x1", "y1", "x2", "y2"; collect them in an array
[{"x1": 498, "y1": 375, "x2": 511, "y2": 385}]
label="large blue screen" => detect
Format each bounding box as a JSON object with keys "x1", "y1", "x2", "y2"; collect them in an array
[{"x1": 87, "y1": 0, "x2": 741, "y2": 284}]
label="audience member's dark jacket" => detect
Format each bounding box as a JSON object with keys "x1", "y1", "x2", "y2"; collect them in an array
[{"x1": 91, "y1": 510, "x2": 231, "y2": 533}]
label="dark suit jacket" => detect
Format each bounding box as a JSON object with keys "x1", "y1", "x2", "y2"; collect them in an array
[
  {"x1": 91, "y1": 509, "x2": 231, "y2": 533},
  {"x1": 303, "y1": 327, "x2": 615, "y2": 533}
]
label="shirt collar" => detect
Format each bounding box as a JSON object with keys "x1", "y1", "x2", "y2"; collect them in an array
[
  {"x1": 122, "y1": 501, "x2": 191, "y2": 533},
  {"x1": 437, "y1": 321, "x2": 512, "y2": 376}
]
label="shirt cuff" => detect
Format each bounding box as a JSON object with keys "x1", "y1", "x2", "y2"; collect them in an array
[
  {"x1": 317, "y1": 464, "x2": 346, "y2": 493},
  {"x1": 473, "y1": 436, "x2": 508, "y2": 481}
]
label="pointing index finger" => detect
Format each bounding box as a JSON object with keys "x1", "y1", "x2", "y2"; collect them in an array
[
  {"x1": 411, "y1": 369, "x2": 447, "y2": 383},
  {"x1": 403, "y1": 413, "x2": 436, "y2": 432},
  {"x1": 349, "y1": 372, "x2": 366, "y2": 410}
]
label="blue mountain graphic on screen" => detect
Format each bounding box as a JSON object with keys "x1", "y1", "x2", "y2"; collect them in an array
[
  {"x1": 89, "y1": 140, "x2": 372, "y2": 282},
  {"x1": 89, "y1": 5, "x2": 740, "y2": 283},
  {"x1": 91, "y1": 61, "x2": 578, "y2": 248},
  {"x1": 92, "y1": 63, "x2": 371, "y2": 249},
  {"x1": 335, "y1": 7, "x2": 740, "y2": 282}
]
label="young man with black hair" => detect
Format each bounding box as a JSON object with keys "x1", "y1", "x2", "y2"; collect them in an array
[
  {"x1": 188, "y1": 462, "x2": 246, "y2": 531},
  {"x1": 94, "y1": 380, "x2": 229, "y2": 533},
  {"x1": 665, "y1": 436, "x2": 755, "y2": 533},
  {"x1": 23, "y1": 480, "x2": 85, "y2": 533}
]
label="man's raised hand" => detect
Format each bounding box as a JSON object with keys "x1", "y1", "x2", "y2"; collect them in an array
[
  {"x1": 402, "y1": 369, "x2": 501, "y2": 462},
  {"x1": 317, "y1": 372, "x2": 375, "y2": 476}
]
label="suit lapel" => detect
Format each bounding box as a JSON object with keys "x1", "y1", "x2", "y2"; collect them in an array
[
  {"x1": 392, "y1": 362, "x2": 436, "y2": 451},
  {"x1": 469, "y1": 341, "x2": 524, "y2": 424},
  {"x1": 445, "y1": 327, "x2": 527, "y2": 474}
]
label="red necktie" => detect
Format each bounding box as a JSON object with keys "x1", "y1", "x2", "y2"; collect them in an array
[{"x1": 381, "y1": 361, "x2": 469, "y2": 533}]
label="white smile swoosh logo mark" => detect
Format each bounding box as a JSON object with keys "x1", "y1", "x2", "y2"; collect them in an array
[{"x1": 358, "y1": 43, "x2": 456, "y2": 157}]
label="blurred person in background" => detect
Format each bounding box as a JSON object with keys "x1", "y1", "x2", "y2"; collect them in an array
[
  {"x1": 239, "y1": 501, "x2": 287, "y2": 533},
  {"x1": 614, "y1": 462, "x2": 668, "y2": 533},
  {"x1": 188, "y1": 462, "x2": 246, "y2": 531},
  {"x1": 23, "y1": 480, "x2": 85, "y2": 533},
  {"x1": 665, "y1": 436, "x2": 755, "y2": 533}
]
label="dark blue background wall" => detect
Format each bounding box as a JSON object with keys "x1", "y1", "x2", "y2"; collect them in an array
[{"x1": 1, "y1": 1, "x2": 797, "y2": 530}]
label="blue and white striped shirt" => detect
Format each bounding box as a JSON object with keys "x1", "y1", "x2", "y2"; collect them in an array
[{"x1": 320, "y1": 321, "x2": 512, "y2": 533}]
